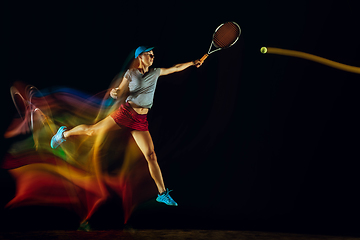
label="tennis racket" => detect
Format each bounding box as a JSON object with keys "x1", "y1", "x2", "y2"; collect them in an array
[{"x1": 200, "y1": 21, "x2": 241, "y2": 63}]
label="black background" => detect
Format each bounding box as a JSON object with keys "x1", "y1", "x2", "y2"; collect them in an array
[{"x1": 2, "y1": 0, "x2": 360, "y2": 236}]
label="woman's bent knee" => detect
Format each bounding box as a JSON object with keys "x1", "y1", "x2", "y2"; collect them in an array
[
  {"x1": 146, "y1": 151, "x2": 157, "y2": 162},
  {"x1": 84, "y1": 125, "x2": 95, "y2": 136}
]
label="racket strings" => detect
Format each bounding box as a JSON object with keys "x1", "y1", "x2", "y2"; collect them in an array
[{"x1": 213, "y1": 22, "x2": 240, "y2": 48}]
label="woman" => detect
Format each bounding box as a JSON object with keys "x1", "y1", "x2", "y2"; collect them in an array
[{"x1": 51, "y1": 46, "x2": 202, "y2": 207}]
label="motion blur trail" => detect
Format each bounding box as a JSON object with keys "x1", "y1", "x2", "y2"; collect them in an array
[{"x1": 3, "y1": 81, "x2": 156, "y2": 224}]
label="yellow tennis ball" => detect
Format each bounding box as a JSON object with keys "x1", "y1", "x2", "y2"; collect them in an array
[{"x1": 260, "y1": 47, "x2": 268, "y2": 54}]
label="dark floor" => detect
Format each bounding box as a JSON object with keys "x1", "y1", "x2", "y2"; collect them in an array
[{"x1": 1, "y1": 229, "x2": 360, "y2": 240}]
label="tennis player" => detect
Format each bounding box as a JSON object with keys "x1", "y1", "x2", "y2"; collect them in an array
[{"x1": 51, "y1": 46, "x2": 202, "y2": 207}]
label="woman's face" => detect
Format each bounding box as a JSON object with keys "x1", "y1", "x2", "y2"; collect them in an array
[{"x1": 140, "y1": 50, "x2": 154, "y2": 66}]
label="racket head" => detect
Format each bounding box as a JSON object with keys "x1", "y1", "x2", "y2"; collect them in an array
[{"x1": 212, "y1": 22, "x2": 241, "y2": 49}]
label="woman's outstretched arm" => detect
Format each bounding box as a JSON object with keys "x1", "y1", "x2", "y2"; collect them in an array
[{"x1": 159, "y1": 59, "x2": 202, "y2": 76}]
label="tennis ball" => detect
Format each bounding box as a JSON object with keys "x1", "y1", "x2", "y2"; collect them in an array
[{"x1": 260, "y1": 47, "x2": 268, "y2": 54}]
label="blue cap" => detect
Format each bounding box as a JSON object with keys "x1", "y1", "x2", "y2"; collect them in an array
[{"x1": 135, "y1": 46, "x2": 154, "y2": 58}]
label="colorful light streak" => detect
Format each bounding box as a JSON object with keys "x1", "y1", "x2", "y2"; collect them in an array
[{"x1": 3, "y1": 81, "x2": 157, "y2": 224}]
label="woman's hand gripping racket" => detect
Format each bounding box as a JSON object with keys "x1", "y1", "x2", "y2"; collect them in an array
[{"x1": 200, "y1": 21, "x2": 241, "y2": 64}]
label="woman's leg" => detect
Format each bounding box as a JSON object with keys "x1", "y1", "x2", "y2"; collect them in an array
[
  {"x1": 131, "y1": 130, "x2": 166, "y2": 194},
  {"x1": 64, "y1": 116, "x2": 120, "y2": 138}
]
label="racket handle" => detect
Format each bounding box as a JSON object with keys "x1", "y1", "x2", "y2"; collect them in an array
[{"x1": 200, "y1": 54, "x2": 209, "y2": 63}]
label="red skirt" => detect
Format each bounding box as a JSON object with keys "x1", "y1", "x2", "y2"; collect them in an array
[{"x1": 110, "y1": 102, "x2": 149, "y2": 131}]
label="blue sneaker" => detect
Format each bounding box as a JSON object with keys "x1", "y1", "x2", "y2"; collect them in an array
[
  {"x1": 50, "y1": 126, "x2": 67, "y2": 149},
  {"x1": 156, "y1": 189, "x2": 178, "y2": 206}
]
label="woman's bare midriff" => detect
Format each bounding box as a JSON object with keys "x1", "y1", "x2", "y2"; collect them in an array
[{"x1": 128, "y1": 101, "x2": 149, "y2": 115}]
